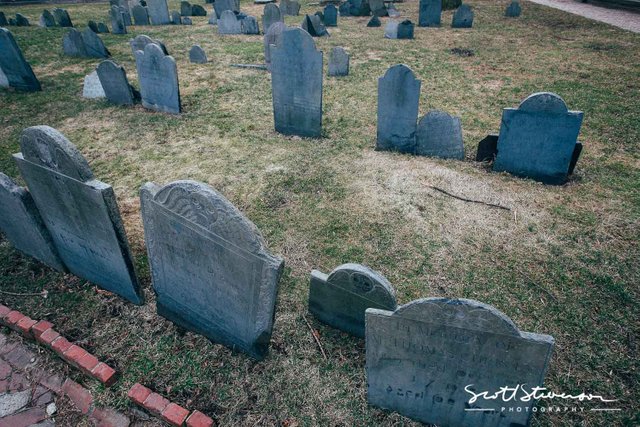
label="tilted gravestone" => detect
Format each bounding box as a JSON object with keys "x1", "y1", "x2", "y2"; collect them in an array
[
  {"x1": 192, "y1": 4, "x2": 207, "y2": 16},
  {"x1": 366, "y1": 298, "x2": 555, "y2": 427},
  {"x1": 53, "y1": 8, "x2": 73, "y2": 27},
  {"x1": 302, "y1": 14, "x2": 328, "y2": 37},
  {"x1": 328, "y1": 47, "x2": 349, "y2": 77},
  {"x1": 82, "y1": 70, "x2": 106, "y2": 99},
  {"x1": 0, "y1": 28, "x2": 41, "y2": 92},
  {"x1": 415, "y1": 110, "x2": 464, "y2": 159},
  {"x1": 180, "y1": 1, "x2": 192, "y2": 16},
  {"x1": 452, "y1": 3, "x2": 473, "y2": 28},
  {"x1": 419, "y1": 0, "x2": 441, "y2": 27},
  {"x1": 384, "y1": 20, "x2": 398, "y2": 39},
  {"x1": 110, "y1": 5, "x2": 128, "y2": 34},
  {"x1": 15, "y1": 14, "x2": 30, "y2": 27},
  {"x1": 140, "y1": 180, "x2": 284, "y2": 360},
  {"x1": 262, "y1": 3, "x2": 282, "y2": 33},
  {"x1": 0, "y1": 173, "x2": 66, "y2": 272},
  {"x1": 367, "y1": 15, "x2": 381, "y2": 27},
  {"x1": 82, "y1": 28, "x2": 110, "y2": 58},
  {"x1": 147, "y1": 0, "x2": 171, "y2": 24},
  {"x1": 218, "y1": 10, "x2": 242, "y2": 34},
  {"x1": 264, "y1": 21, "x2": 286, "y2": 67},
  {"x1": 349, "y1": 0, "x2": 371, "y2": 16},
  {"x1": 130, "y1": 34, "x2": 168, "y2": 55},
  {"x1": 271, "y1": 28, "x2": 323, "y2": 137},
  {"x1": 369, "y1": 0, "x2": 387, "y2": 16},
  {"x1": 14, "y1": 126, "x2": 143, "y2": 304},
  {"x1": 493, "y1": 92, "x2": 583, "y2": 184},
  {"x1": 88, "y1": 20, "x2": 99, "y2": 32},
  {"x1": 323, "y1": 4, "x2": 337, "y2": 26},
  {"x1": 132, "y1": 5, "x2": 150, "y2": 24},
  {"x1": 97, "y1": 22, "x2": 110, "y2": 33},
  {"x1": 189, "y1": 44, "x2": 207, "y2": 63},
  {"x1": 120, "y1": 7, "x2": 133, "y2": 26},
  {"x1": 376, "y1": 64, "x2": 420, "y2": 153},
  {"x1": 135, "y1": 42, "x2": 181, "y2": 114},
  {"x1": 171, "y1": 10, "x2": 182, "y2": 24},
  {"x1": 309, "y1": 264, "x2": 396, "y2": 337},
  {"x1": 281, "y1": 0, "x2": 300, "y2": 16},
  {"x1": 397, "y1": 20, "x2": 415, "y2": 39},
  {"x1": 39, "y1": 10, "x2": 57, "y2": 28},
  {"x1": 214, "y1": 0, "x2": 239, "y2": 18},
  {"x1": 63, "y1": 28, "x2": 110, "y2": 59},
  {"x1": 0, "y1": 12, "x2": 7, "y2": 26},
  {"x1": 241, "y1": 15, "x2": 259, "y2": 34},
  {"x1": 505, "y1": 0, "x2": 521, "y2": 17},
  {"x1": 97, "y1": 60, "x2": 137, "y2": 106}
]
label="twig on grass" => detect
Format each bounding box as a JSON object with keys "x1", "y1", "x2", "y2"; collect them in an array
[
  {"x1": 427, "y1": 185, "x2": 511, "y2": 211},
  {"x1": 302, "y1": 315, "x2": 327, "y2": 360},
  {"x1": 0, "y1": 289, "x2": 48, "y2": 297}
]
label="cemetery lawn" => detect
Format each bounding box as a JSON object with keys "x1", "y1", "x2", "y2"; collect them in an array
[{"x1": 0, "y1": 0, "x2": 639, "y2": 425}]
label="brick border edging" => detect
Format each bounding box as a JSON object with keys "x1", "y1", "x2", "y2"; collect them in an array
[{"x1": 0, "y1": 303, "x2": 117, "y2": 386}]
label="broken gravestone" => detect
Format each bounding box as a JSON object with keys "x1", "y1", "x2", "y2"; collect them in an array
[{"x1": 132, "y1": 5, "x2": 150, "y2": 25}]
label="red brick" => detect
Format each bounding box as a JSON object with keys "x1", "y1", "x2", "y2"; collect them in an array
[
  {"x1": 31, "y1": 320, "x2": 54, "y2": 339},
  {"x1": 186, "y1": 410, "x2": 215, "y2": 427},
  {"x1": 16, "y1": 316, "x2": 37, "y2": 337},
  {"x1": 142, "y1": 392, "x2": 170, "y2": 416},
  {"x1": 3, "y1": 310, "x2": 25, "y2": 328},
  {"x1": 62, "y1": 344, "x2": 88, "y2": 368},
  {"x1": 90, "y1": 407, "x2": 130, "y2": 427},
  {"x1": 91, "y1": 362, "x2": 117, "y2": 386},
  {"x1": 162, "y1": 403, "x2": 190, "y2": 426},
  {"x1": 37, "y1": 328, "x2": 60, "y2": 346},
  {"x1": 0, "y1": 304, "x2": 11, "y2": 317},
  {"x1": 127, "y1": 383, "x2": 152, "y2": 406},
  {"x1": 0, "y1": 407, "x2": 47, "y2": 427},
  {"x1": 50, "y1": 336, "x2": 72, "y2": 355},
  {"x1": 62, "y1": 379, "x2": 93, "y2": 414},
  {"x1": 76, "y1": 352, "x2": 99, "y2": 374}
]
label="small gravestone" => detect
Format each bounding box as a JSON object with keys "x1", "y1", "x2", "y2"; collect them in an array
[
  {"x1": 384, "y1": 20, "x2": 398, "y2": 39},
  {"x1": 505, "y1": 0, "x2": 521, "y2": 17},
  {"x1": 264, "y1": 21, "x2": 286, "y2": 67},
  {"x1": 182, "y1": 16, "x2": 193, "y2": 24},
  {"x1": 110, "y1": 5, "x2": 127, "y2": 33},
  {"x1": 181, "y1": 1, "x2": 192, "y2": 15},
  {"x1": 16, "y1": 14, "x2": 30, "y2": 27},
  {"x1": 349, "y1": 0, "x2": 370, "y2": 16},
  {"x1": 218, "y1": 10, "x2": 242, "y2": 34},
  {"x1": 97, "y1": 22, "x2": 110, "y2": 33},
  {"x1": 0, "y1": 173, "x2": 66, "y2": 272},
  {"x1": 397, "y1": 20, "x2": 414, "y2": 39},
  {"x1": 415, "y1": 110, "x2": 464, "y2": 159},
  {"x1": 367, "y1": 15, "x2": 381, "y2": 27},
  {"x1": 369, "y1": 0, "x2": 387, "y2": 16},
  {"x1": 0, "y1": 12, "x2": 7, "y2": 26},
  {"x1": 475, "y1": 134, "x2": 498, "y2": 162},
  {"x1": 452, "y1": 3, "x2": 473, "y2": 28},
  {"x1": 192, "y1": 4, "x2": 207, "y2": 15},
  {"x1": 387, "y1": 3, "x2": 401, "y2": 17},
  {"x1": 328, "y1": 47, "x2": 349, "y2": 77},
  {"x1": 0, "y1": 29, "x2": 40, "y2": 92},
  {"x1": 39, "y1": 10, "x2": 56, "y2": 28},
  {"x1": 62, "y1": 28, "x2": 87, "y2": 57},
  {"x1": 377, "y1": 64, "x2": 420, "y2": 153},
  {"x1": 214, "y1": 0, "x2": 239, "y2": 18},
  {"x1": 171, "y1": 10, "x2": 182, "y2": 24},
  {"x1": 130, "y1": 34, "x2": 168, "y2": 54},
  {"x1": 314, "y1": 11, "x2": 324, "y2": 23},
  {"x1": 82, "y1": 70, "x2": 106, "y2": 99},
  {"x1": 366, "y1": 298, "x2": 555, "y2": 427},
  {"x1": 140, "y1": 180, "x2": 284, "y2": 360},
  {"x1": 493, "y1": 92, "x2": 583, "y2": 184},
  {"x1": 82, "y1": 28, "x2": 110, "y2": 58},
  {"x1": 135, "y1": 42, "x2": 181, "y2": 114},
  {"x1": 97, "y1": 60, "x2": 137, "y2": 105},
  {"x1": 309, "y1": 264, "x2": 396, "y2": 337},
  {"x1": 281, "y1": 0, "x2": 300, "y2": 16},
  {"x1": 132, "y1": 5, "x2": 150, "y2": 24},
  {"x1": 419, "y1": 0, "x2": 441, "y2": 27},
  {"x1": 147, "y1": 0, "x2": 171, "y2": 24},
  {"x1": 339, "y1": 2, "x2": 351, "y2": 16},
  {"x1": 302, "y1": 14, "x2": 328, "y2": 37},
  {"x1": 14, "y1": 126, "x2": 143, "y2": 304},
  {"x1": 53, "y1": 8, "x2": 73, "y2": 27},
  {"x1": 9, "y1": 18, "x2": 17, "y2": 26},
  {"x1": 241, "y1": 15, "x2": 259, "y2": 34},
  {"x1": 189, "y1": 44, "x2": 207, "y2": 63},
  {"x1": 443, "y1": 0, "x2": 461, "y2": 10},
  {"x1": 323, "y1": 4, "x2": 337, "y2": 26},
  {"x1": 271, "y1": 28, "x2": 323, "y2": 137},
  {"x1": 88, "y1": 20, "x2": 99, "y2": 32},
  {"x1": 262, "y1": 3, "x2": 282, "y2": 33}
]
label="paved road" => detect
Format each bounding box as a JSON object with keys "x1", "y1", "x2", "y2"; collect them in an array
[{"x1": 526, "y1": 0, "x2": 640, "y2": 33}]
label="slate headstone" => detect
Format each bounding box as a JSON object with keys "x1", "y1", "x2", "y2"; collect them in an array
[
  {"x1": 415, "y1": 110, "x2": 464, "y2": 159},
  {"x1": 110, "y1": 5, "x2": 127, "y2": 34},
  {"x1": 366, "y1": 298, "x2": 555, "y2": 427},
  {"x1": 367, "y1": 15, "x2": 381, "y2": 27},
  {"x1": 475, "y1": 134, "x2": 498, "y2": 162},
  {"x1": 140, "y1": 180, "x2": 284, "y2": 360},
  {"x1": 39, "y1": 10, "x2": 56, "y2": 28},
  {"x1": 369, "y1": 0, "x2": 387, "y2": 17},
  {"x1": 323, "y1": 4, "x2": 337, "y2": 26},
  {"x1": 387, "y1": 3, "x2": 401, "y2": 17},
  {"x1": 14, "y1": 126, "x2": 143, "y2": 304},
  {"x1": 53, "y1": 8, "x2": 73, "y2": 27},
  {"x1": 0, "y1": 173, "x2": 66, "y2": 272},
  {"x1": 302, "y1": 14, "x2": 328, "y2": 37},
  {"x1": 281, "y1": 0, "x2": 300, "y2": 16},
  {"x1": 383, "y1": 20, "x2": 398, "y2": 38},
  {"x1": 262, "y1": 3, "x2": 282, "y2": 33},
  {"x1": 0, "y1": 67, "x2": 8, "y2": 88},
  {"x1": 62, "y1": 28, "x2": 87, "y2": 57},
  {"x1": 264, "y1": 21, "x2": 286, "y2": 66},
  {"x1": 97, "y1": 60, "x2": 137, "y2": 105},
  {"x1": 147, "y1": 0, "x2": 171, "y2": 24},
  {"x1": 208, "y1": 13, "x2": 218, "y2": 24},
  {"x1": 328, "y1": 46, "x2": 349, "y2": 77},
  {"x1": 339, "y1": 1, "x2": 351, "y2": 16},
  {"x1": 130, "y1": 34, "x2": 168, "y2": 54},
  {"x1": 15, "y1": 14, "x2": 30, "y2": 27},
  {"x1": 97, "y1": 22, "x2": 110, "y2": 33},
  {"x1": 0, "y1": 29, "x2": 40, "y2": 92},
  {"x1": 171, "y1": 10, "x2": 182, "y2": 24},
  {"x1": 0, "y1": 12, "x2": 7, "y2": 26},
  {"x1": 397, "y1": 20, "x2": 414, "y2": 39},
  {"x1": 271, "y1": 28, "x2": 323, "y2": 137},
  {"x1": 241, "y1": 15, "x2": 260, "y2": 34},
  {"x1": 218, "y1": 10, "x2": 242, "y2": 34},
  {"x1": 192, "y1": 4, "x2": 207, "y2": 15},
  {"x1": 82, "y1": 70, "x2": 106, "y2": 99},
  {"x1": 88, "y1": 20, "x2": 99, "y2": 32},
  {"x1": 214, "y1": 0, "x2": 239, "y2": 18},
  {"x1": 121, "y1": 7, "x2": 133, "y2": 26},
  {"x1": 135, "y1": 42, "x2": 181, "y2": 114},
  {"x1": 505, "y1": 0, "x2": 521, "y2": 17},
  {"x1": 189, "y1": 44, "x2": 207, "y2": 63},
  {"x1": 309, "y1": 264, "x2": 396, "y2": 337},
  {"x1": 180, "y1": 1, "x2": 192, "y2": 16},
  {"x1": 376, "y1": 64, "x2": 420, "y2": 153},
  {"x1": 82, "y1": 28, "x2": 110, "y2": 58},
  {"x1": 452, "y1": 3, "x2": 473, "y2": 28},
  {"x1": 568, "y1": 142, "x2": 582, "y2": 175},
  {"x1": 419, "y1": 0, "x2": 441, "y2": 27},
  {"x1": 493, "y1": 92, "x2": 583, "y2": 184},
  {"x1": 132, "y1": 5, "x2": 150, "y2": 24}
]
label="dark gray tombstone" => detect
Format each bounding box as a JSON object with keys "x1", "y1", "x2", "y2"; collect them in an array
[
  {"x1": 180, "y1": 1, "x2": 192, "y2": 16},
  {"x1": 264, "y1": 21, "x2": 286, "y2": 67},
  {"x1": 192, "y1": 4, "x2": 207, "y2": 15},
  {"x1": 387, "y1": 3, "x2": 401, "y2": 17},
  {"x1": 88, "y1": 20, "x2": 99, "y2": 32},
  {"x1": 189, "y1": 44, "x2": 207, "y2": 63},
  {"x1": 323, "y1": 4, "x2": 337, "y2": 26},
  {"x1": 132, "y1": 5, "x2": 150, "y2": 24},
  {"x1": 14, "y1": 126, "x2": 143, "y2": 305},
  {"x1": 350, "y1": 0, "x2": 371, "y2": 16},
  {"x1": 415, "y1": 110, "x2": 464, "y2": 159},
  {"x1": 214, "y1": 0, "x2": 239, "y2": 18},
  {"x1": 53, "y1": 8, "x2": 73, "y2": 27},
  {"x1": 367, "y1": 15, "x2": 381, "y2": 27},
  {"x1": 281, "y1": 0, "x2": 300, "y2": 16},
  {"x1": 328, "y1": 46, "x2": 349, "y2": 77},
  {"x1": 369, "y1": 0, "x2": 387, "y2": 16},
  {"x1": 568, "y1": 142, "x2": 582, "y2": 175},
  {"x1": 397, "y1": 20, "x2": 414, "y2": 39},
  {"x1": 271, "y1": 28, "x2": 323, "y2": 138},
  {"x1": 505, "y1": 0, "x2": 521, "y2": 17},
  {"x1": 475, "y1": 134, "x2": 498, "y2": 162},
  {"x1": 140, "y1": 180, "x2": 284, "y2": 360},
  {"x1": 452, "y1": 3, "x2": 473, "y2": 28},
  {"x1": 262, "y1": 3, "x2": 282, "y2": 33},
  {"x1": 182, "y1": 16, "x2": 193, "y2": 24},
  {"x1": 384, "y1": 20, "x2": 398, "y2": 38},
  {"x1": 130, "y1": 34, "x2": 168, "y2": 55},
  {"x1": 366, "y1": 298, "x2": 555, "y2": 427},
  {"x1": 97, "y1": 22, "x2": 110, "y2": 33},
  {"x1": 309, "y1": 264, "x2": 396, "y2": 337},
  {"x1": 62, "y1": 28, "x2": 87, "y2": 57},
  {"x1": 8, "y1": 18, "x2": 17, "y2": 26},
  {"x1": 135, "y1": 42, "x2": 181, "y2": 114},
  {"x1": 493, "y1": 92, "x2": 583, "y2": 184},
  {"x1": 39, "y1": 10, "x2": 57, "y2": 28},
  {"x1": 419, "y1": 0, "x2": 441, "y2": 27},
  {"x1": 121, "y1": 7, "x2": 133, "y2": 26},
  {"x1": 97, "y1": 60, "x2": 137, "y2": 106},
  {"x1": 81, "y1": 28, "x2": 110, "y2": 58},
  {"x1": 0, "y1": 12, "x2": 7, "y2": 26},
  {"x1": 171, "y1": 10, "x2": 182, "y2": 24},
  {"x1": 15, "y1": 14, "x2": 30, "y2": 27},
  {"x1": 443, "y1": 0, "x2": 461, "y2": 10},
  {"x1": 339, "y1": 1, "x2": 351, "y2": 16},
  {"x1": 0, "y1": 68, "x2": 7, "y2": 88},
  {"x1": 0, "y1": 173, "x2": 66, "y2": 272},
  {"x1": 376, "y1": 64, "x2": 420, "y2": 153},
  {"x1": 241, "y1": 15, "x2": 259, "y2": 34},
  {"x1": 110, "y1": 5, "x2": 127, "y2": 34},
  {"x1": 218, "y1": 10, "x2": 242, "y2": 34},
  {"x1": 302, "y1": 14, "x2": 328, "y2": 37},
  {"x1": 147, "y1": 0, "x2": 171, "y2": 24},
  {"x1": 0, "y1": 29, "x2": 40, "y2": 92}
]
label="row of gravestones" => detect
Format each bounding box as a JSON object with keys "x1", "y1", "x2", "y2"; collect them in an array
[
  {"x1": 38, "y1": 8, "x2": 73, "y2": 28},
  {"x1": 0, "y1": 11, "x2": 30, "y2": 26},
  {"x1": 0, "y1": 125, "x2": 555, "y2": 427}
]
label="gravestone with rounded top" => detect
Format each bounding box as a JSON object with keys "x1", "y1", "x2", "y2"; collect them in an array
[
  {"x1": 121, "y1": 7, "x2": 133, "y2": 26},
  {"x1": 281, "y1": 0, "x2": 300, "y2": 16},
  {"x1": 189, "y1": 45, "x2": 207, "y2": 63},
  {"x1": 218, "y1": 10, "x2": 242, "y2": 33},
  {"x1": 110, "y1": 5, "x2": 128, "y2": 33},
  {"x1": 0, "y1": 29, "x2": 41, "y2": 92},
  {"x1": 16, "y1": 14, "x2": 30, "y2": 26},
  {"x1": 180, "y1": 1, "x2": 192, "y2": 16},
  {"x1": 493, "y1": 92, "x2": 583, "y2": 184},
  {"x1": 97, "y1": 60, "x2": 137, "y2": 106},
  {"x1": 271, "y1": 28, "x2": 323, "y2": 137},
  {"x1": 452, "y1": 3, "x2": 473, "y2": 28},
  {"x1": 397, "y1": 20, "x2": 414, "y2": 38},
  {"x1": 40, "y1": 10, "x2": 56, "y2": 28},
  {"x1": 241, "y1": 15, "x2": 259, "y2": 34},
  {"x1": 135, "y1": 43, "x2": 181, "y2": 114},
  {"x1": 376, "y1": 64, "x2": 420, "y2": 153},
  {"x1": 82, "y1": 28, "x2": 110, "y2": 58},
  {"x1": 140, "y1": 180, "x2": 284, "y2": 360},
  {"x1": 328, "y1": 47, "x2": 349, "y2": 77},
  {"x1": 505, "y1": 0, "x2": 521, "y2": 17},
  {"x1": 147, "y1": 0, "x2": 171, "y2": 24},
  {"x1": 14, "y1": 126, "x2": 143, "y2": 304},
  {"x1": 384, "y1": 20, "x2": 398, "y2": 38},
  {"x1": 214, "y1": 0, "x2": 239, "y2": 18},
  {"x1": 323, "y1": 4, "x2": 337, "y2": 26},
  {"x1": 264, "y1": 21, "x2": 286, "y2": 67},
  {"x1": 192, "y1": 4, "x2": 207, "y2": 15},
  {"x1": 53, "y1": 8, "x2": 73, "y2": 27},
  {"x1": 419, "y1": 0, "x2": 441, "y2": 27},
  {"x1": 415, "y1": 110, "x2": 464, "y2": 159},
  {"x1": 262, "y1": 3, "x2": 282, "y2": 33},
  {"x1": 171, "y1": 10, "x2": 182, "y2": 24},
  {"x1": 132, "y1": 5, "x2": 150, "y2": 24},
  {"x1": 366, "y1": 298, "x2": 555, "y2": 427},
  {"x1": 62, "y1": 28, "x2": 87, "y2": 57},
  {"x1": 0, "y1": 173, "x2": 66, "y2": 272},
  {"x1": 130, "y1": 34, "x2": 168, "y2": 55},
  {"x1": 309, "y1": 264, "x2": 396, "y2": 337}
]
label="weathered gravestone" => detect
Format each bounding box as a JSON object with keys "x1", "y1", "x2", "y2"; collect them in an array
[
  {"x1": 135, "y1": 43, "x2": 181, "y2": 114},
  {"x1": 14, "y1": 126, "x2": 143, "y2": 304},
  {"x1": 366, "y1": 298, "x2": 555, "y2": 427},
  {"x1": 39, "y1": 10, "x2": 56, "y2": 28},
  {"x1": 0, "y1": 173, "x2": 66, "y2": 272},
  {"x1": 132, "y1": 5, "x2": 150, "y2": 24},
  {"x1": 387, "y1": 3, "x2": 401, "y2": 17},
  {"x1": 140, "y1": 180, "x2": 284, "y2": 360},
  {"x1": 82, "y1": 28, "x2": 110, "y2": 58},
  {"x1": 180, "y1": 1, "x2": 192, "y2": 16},
  {"x1": 15, "y1": 14, "x2": 30, "y2": 27},
  {"x1": 349, "y1": 0, "x2": 371, "y2": 16},
  {"x1": 0, "y1": 28, "x2": 41, "y2": 92},
  {"x1": 97, "y1": 22, "x2": 110, "y2": 33},
  {"x1": 189, "y1": 44, "x2": 207, "y2": 63},
  {"x1": 262, "y1": 3, "x2": 282, "y2": 33},
  {"x1": 367, "y1": 15, "x2": 381, "y2": 27},
  {"x1": 505, "y1": 0, "x2": 521, "y2": 17},
  {"x1": 82, "y1": 70, "x2": 106, "y2": 99},
  {"x1": 328, "y1": 46, "x2": 349, "y2": 77},
  {"x1": 475, "y1": 134, "x2": 498, "y2": 162},
  {"x1": 97, "y1": 60, "x2": 137, "y2": 105},
  {"x1": 281, "y1": 0, "x2": 301, "y2": 16},
  {"x1": 171, "y1": 11, "x2": 182, "y2": 24},
  {"x1": 130, "y1": 34, "x2": 168, "y2": 55},
  {"x1": 147, "y1": 0, "x2": 171, "y2": 24},
  {"x1": 302, "y1": 14, "x2": 328, "y2": 37},
  {"x1": 384, "y1": 20, "x2": 398, "y2": 38},
  {"x1": 241, "y1": 15, "x2": 259, "y2": 34},
  {"x1": 369, "y1": 0, "x2": 387, "y2": 16},
  {"x1": 452, "y1": 3, "x2": 473, "y2": 28},
  {"x1": 0, "y1": 12, "x2": 7, "y2": 26},
  {"x1": 419, "y1": 0, "x2": 441, "y2": 27},
  {"x1": 209, "y1": 13, "x2": 218, "y2": 24},
  {"x1": 53, "y1": 8, "x2": 73, "y2": 27},
  {"x1": 192, "y1": 4, "x2": 207, "y2": 16},
  {"x1": 397, "y1": 20, "x2": 414, "y2": 39},
  {"x1": 88, "y1": 20, "x2": 99, "y2": 32},
  {"x1": 264, "y1": 21, "x2": 286, "y2": 67},
  {"x1": 309, "y1": 264, "x2": 396, "y2": 337},
  {"x1": 110, "y1": 5, "x2": 128, "y2": 34},
  {"x1": 63, "y1": 28, "x2": 110, "y2": 59},
  {"x1": 120, "y1": 7, "x2": 133, "y2": 26},
  {"x1": 218, "y1": 10, "x2": 242, "y2": 34},
  {"x1": 443, "y1": 0, "x2": 462, "y2": 10},
  {"x1": 182, "y1": 16, "x2": 193, "y2": 24},
  {"x1": 339, "y1": 1, "x2": 351, "y2": 16},
  {"x1": 271, "y1": 28, "x2": 323, "y2": 137},
  {"x1": 214, "y1": 0, "x2": 239, "y2": 18},
  {"x1": 376, "y1": 64, "x2": 420, "y2": 153},
  {"x1": 493, "y1": 92, "x2": 583, "y2": 184},
  {"x1": 323, "y1": 4, "x2": 337, "y2": 26},
  {"x1": 415, "y1": 110, "x2": 464, "y2": 159},
  {"x1": 8, "y1": 18, "x2": 17, "y2": 26}
]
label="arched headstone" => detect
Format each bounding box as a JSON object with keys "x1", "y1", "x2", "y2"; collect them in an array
[
  {"x1": 189, "y1": 44, "x2": 207, "y2": 63},
  {"x1": 328, "y1": 46, "x2": 349, "y2": 77},
  {"x1": 135, "y1": 42, "x2": 181, "y2": 114},
  {"x1": 452, "y1": 3, "x2": 473, "y2": 28},
  {"x1": 0, "y1": 29, "x2": 41, "y2": 92},
  {"x1": 132, "y1": 5, "x2": 150, "y2": 24},
  {"x1": 505, "y1": 0, "x2": 521, "y2": 17},
  {"x1": 180, "y1": 0, "x2": 192, "y2": 16},
  {"x1": 130, "y1": 34, "x2": 168, "y2": 55},
  {"x1": 323, "y1": 4, "x2": 337, "y2": 26},
  {"x1": 264, "y1": 21, "x2": 286, "y2": 66},
  {"x1": 97, "y1": 60, "x2": 137, "y2": 106},
  {"x1": 419, "y1": 0, "x2": 441, "y2": 27},
  {"x1": 53, "y1": 8, "x2": 73, "y2": 27},
  {"x1": 39, "y1": 10, "x2": 56, "y2": 28},
  {"x1": 147, "y1": 0, "x2": 171, "y2": 25},
  {"x1": 110, "y1": 5, "x2": 128, "y2": 34},
  {"x1": 262, "y1": 3, "x2": 282, "y2": 33},
  {"x1": 214, "y1": 0, "x2": 239, "y2": 18},
  {"x1": 415, "y1": 110, "x2": 464, "y2": 159},
  {"x1": 218, "y1": 10, "x2": 242, "y2": 34}
]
